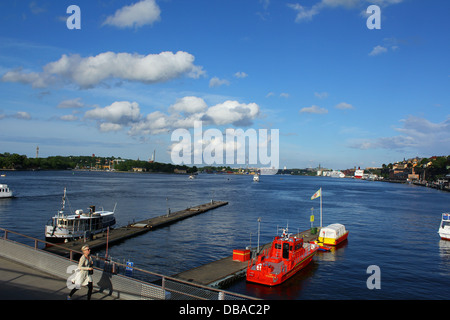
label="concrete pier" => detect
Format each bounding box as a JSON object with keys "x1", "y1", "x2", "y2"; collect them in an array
[
  {"x1": 173, "y1": 228, "x2": 320, "y2": 288},
  {"x1": 45, "y1": 201, "x2": 228, "y2": 256}
]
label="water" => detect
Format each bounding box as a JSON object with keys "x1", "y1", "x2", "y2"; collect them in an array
[{"x1": 0, "y1": 170, "x2": 449, "y2": 299}]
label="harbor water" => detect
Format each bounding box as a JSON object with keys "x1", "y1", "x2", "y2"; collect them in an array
[{"x1": 0, "y1": 170, "x2": 449, "y2": 300}]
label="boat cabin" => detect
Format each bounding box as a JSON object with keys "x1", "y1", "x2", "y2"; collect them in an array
[{"x1": 266, "y1": 230, "x2": 304, "y2": 262}]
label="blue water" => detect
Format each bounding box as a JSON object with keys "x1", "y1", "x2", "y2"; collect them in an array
[{"x1": 0, "y1": 170, "x2": 449, "y2": 299}]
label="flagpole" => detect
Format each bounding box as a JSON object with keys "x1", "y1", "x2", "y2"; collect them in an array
[{"x1": 320, "y1": 187, "x2": 322, "y2": 228}]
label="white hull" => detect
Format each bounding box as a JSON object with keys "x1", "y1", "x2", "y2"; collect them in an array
[
  {"x1": 45, "y1": 188, "x2": 116, "y2": 243},
  {"x1": 0, "y1": 184, "x2": 13, "y2": 198},
  {"x1": 438, "y1": 213, "x2": 450, "y2": 241}
]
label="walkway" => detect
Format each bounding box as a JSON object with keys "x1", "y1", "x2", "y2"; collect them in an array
[{"x1": 0, "y1": 256, "x2": 118, "y2": 300}]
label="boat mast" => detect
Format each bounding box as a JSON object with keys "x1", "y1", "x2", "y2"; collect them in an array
[{"x1": 59, "y1": 187, "x2": 67, "y2": 218}]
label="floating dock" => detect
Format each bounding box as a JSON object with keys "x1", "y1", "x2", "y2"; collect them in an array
[
  {"x1": 172, "y1": 228, "x2": 320, "y2": 288},
  {"x1": 45, "y1": 201, "x2": 228, "y2": 256}
]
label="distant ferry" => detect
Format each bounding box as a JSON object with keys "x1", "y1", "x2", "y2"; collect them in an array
[
  {"x1": 0, "y1": 184, "x2": 13, "y2": 198},
  {"x1": 354, "y1": 169, "x2": 364, "y2": 179},
  {"x1": 45, "y1": 188, "x2": 116, "y2": 243}
]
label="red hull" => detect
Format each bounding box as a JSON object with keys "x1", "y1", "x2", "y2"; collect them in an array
[{"x1": 246, "y1": 229, "x2": 319, "y2": 286}]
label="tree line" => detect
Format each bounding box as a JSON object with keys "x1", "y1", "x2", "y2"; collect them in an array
[{"x1": 0, "y1": 153, "x2": 197, "y2": 174}]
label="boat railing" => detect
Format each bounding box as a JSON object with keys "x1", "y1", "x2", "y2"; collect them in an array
[{"x1": 0, "y1": 227, "x2": 258, "y2": 300}]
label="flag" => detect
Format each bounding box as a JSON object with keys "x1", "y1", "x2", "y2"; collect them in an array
[{"x1": 311, "y1": 188, "x2": 321, "y2": 200}]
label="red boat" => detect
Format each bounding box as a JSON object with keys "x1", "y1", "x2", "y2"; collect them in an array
[{"x1": 246, "y1": 228, "x2": 319, "y2": 286}]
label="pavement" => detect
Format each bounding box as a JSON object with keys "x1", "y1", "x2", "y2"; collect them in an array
[{"x1": 0, "y1": 256, "x2": 119, "y2": 300}]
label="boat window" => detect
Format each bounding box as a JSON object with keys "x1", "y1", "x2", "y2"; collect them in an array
[
  {"x1": 275, "y1": 243, "x2": 281, "y2": 249},
  {"x1": 282, "y1": 243, "x2": 290, "y2": 259}
]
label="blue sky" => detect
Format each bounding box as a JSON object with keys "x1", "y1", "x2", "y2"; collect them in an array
[{"x1": 0, "y1": 0, "x2": 449, "y2": 170}]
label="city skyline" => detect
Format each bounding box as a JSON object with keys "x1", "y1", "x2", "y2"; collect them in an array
[{"x1": 0, "y1": 0, "x2": 449, "y2": 170}]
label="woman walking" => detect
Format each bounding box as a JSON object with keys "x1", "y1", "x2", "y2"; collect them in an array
[{"x1": 68, "y1": 245, "x2": 94, "y2": 300}]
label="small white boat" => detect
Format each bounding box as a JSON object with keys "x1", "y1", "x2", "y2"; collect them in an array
[
  {"x1": 0, "y1": 184, "x2": 13, "y2": 198},
  {"x1": 45, "y1": 188, "x2": 116, "y2": 243},
  {"x1": 253, "y1": 174, "x2": 260, "y2": 182},
  {"x1": 318, "y1": 223, "x2": 349, "y2": 246},
  {"x1": 438, "y1": 213, "x2": 450, "y2": 240}
]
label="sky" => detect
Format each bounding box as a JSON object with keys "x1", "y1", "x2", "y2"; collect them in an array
[{"x1": 0, "y1": 0, "x2": 449, "y2": 170}]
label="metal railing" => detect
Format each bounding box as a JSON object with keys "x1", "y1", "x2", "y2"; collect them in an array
[{"x1": 0, "y1": 227, "x2": 257, "y2": 300}]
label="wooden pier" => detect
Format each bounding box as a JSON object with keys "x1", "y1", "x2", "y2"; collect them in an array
[
  {"x1": 172, "y1": 228, "x2": 320, "y2": 288},
  {"x1": 45, "y1": 201, "x2": 228, "y2": 256}
]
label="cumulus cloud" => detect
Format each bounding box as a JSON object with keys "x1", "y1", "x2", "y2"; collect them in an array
[
  {"x1": 1, "y1": 51, "x2": 204, "y2": 89},
  {"x1": 12, "y1": 111, "x2": 31, "y2": 120},
  {"x1": 84, "y1": 97, "x2": 261, "y2": 137},
  {"x1": 288, "y1": 0, "x2": 404, "y2": 23},
  {"x1": 0, "y1": 111, "x2": 31, "y2": 120},
  {"x1": 335, "y1": 102, "x2": 354, "y2": 110},
  {"x1": 234, "y1": 72, "x2": 248, "y2": 78},
  {"x1": 299, "y1": 105, "x2": 328, "y2": 114},
  {"x1": 204, "y1": 100, "x2": 260, "y2": 126},
  {"x1": 85, "y1": 101, "x2": 141, "y2": 123},
  {"x1": 209, "y1": 77, "x2": 230, "y2": 88},
  {"x1": 314, "y1": 92, "x2": 328, "y2": 99},
  {"x1": 103, "y1": 0, "x2": 161, "y2": 29},
  {"x1": 369, "y1": 45, "x2": 388, "y2": 56},
  {"x1": 350, "y1": 116, "x2": 450, "y2": 154},
  {"x1": 57, "y1": 98, "x2": 84, "y2": 109},
  {"x1": 168, "y1": 96, "x2": 208, "y2": 114}
]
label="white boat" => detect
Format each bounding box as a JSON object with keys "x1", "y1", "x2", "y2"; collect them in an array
[
  {"x1": 438, "y1": 213, "x2": 450, "y2": 240},
  {"x1": 354, "y1": 169, "x2": 364, "y2": 179},
  {"x1": 253, "y1": 174, "x2": 260, "y2": 182},
  {"x1": 45, "y1": 188, "x2": 116, "y2": 243},
  {"x1": 0, "y1": 184, "x2": 13, "y2": 198}
]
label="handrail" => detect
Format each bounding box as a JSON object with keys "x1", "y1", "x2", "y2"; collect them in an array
[{"x1": 0, "y1": 227, "x2": 257, "y2": 300}]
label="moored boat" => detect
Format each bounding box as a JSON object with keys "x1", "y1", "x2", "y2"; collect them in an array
[
  {"x1": 45, "y1": 188, "x2": 116, "y2": 243},
  {"x1": 0, "y1": 184, "x2": 13, "y2": 198},
  {"x1": 317, "y1": 223, "x2": 349, "y2": 246},
  {"x1": 246, "y1": 227, "x2": 319, "y2": 286},
  {"x1": 438, "y1": 213, "x2": 450, "y2": 240}
]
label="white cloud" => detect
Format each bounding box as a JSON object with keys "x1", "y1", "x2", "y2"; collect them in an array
[
  {"x1": 288, "y1": 0, "x2": 404, "y2": 23},
  {"x1": 60, "y1": 114, "x2": 79, "y2": 121},
  {"x1": 350, "y1": 116, "x2": 450, "y2": 154},
  {"x1": 204, "y1": 100, "x2": 260, "y2": 126},
  {"x1": 2, "y1": 51, "x2": 204, "y2": 89},
  {"x1": 287, "y1": 3, "x2": 320, "y2": 22},
  {"x1": 314, "y1": 92, "x2": 328, "y2": 99},
  {"x1": 87, "y1": 97, "x2": 261, "y2": 137},
  {"x1": 280, "y1": 93, "x2": 290, "y2": 98},
  {"x1": 168, "y1": 96, "x2": 208, "y2": 114},
  {"x1": 103, "y1": 0, "x2": 161, "y2": 29},
  {"x1": 234, "y1": 72, "x2": 248, "y2": 78},
  {"x1": 57, "y1": 98, "x2": 84, "y2": 109},
  {"x1": 369, "y1": 45, "x2": 388, "y2": 56},
  {"x1": 99, "y1": 122, "x2": 124, "y2": 132},
  {"x1": 12, "y1": 111, "x2": 31, "y2": 120},
  {"x1": 335, "y1": 102, "x2": 354, "y2": 110},
  {"x1": 299, "y1": 105, "x2": 328, "y2": 114},
  {"x1": 85, "y1": 101, "x2": 141, "y2": 125},
  {"x1": 209, "y1": 77, "x2": 230, "y2": 88}
]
